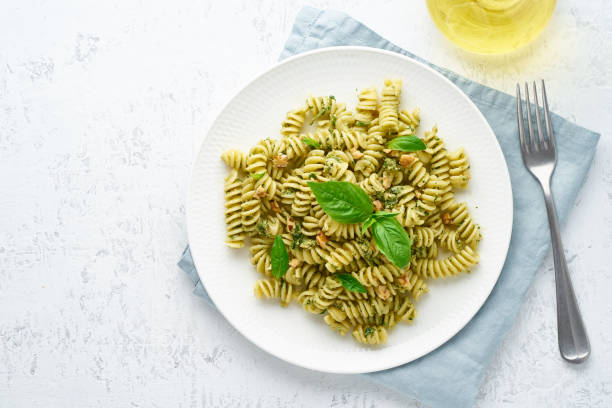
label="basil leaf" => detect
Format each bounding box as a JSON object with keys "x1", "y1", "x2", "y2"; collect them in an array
[
  {"x1": 309, "y1": 105, "x2": 330, "y2": 125},
  {"x1": 361, "y1": 215, "x2": 377, "y2": 235},
  {"x1": 387, "y1": 135, "x2": 426, "y2": 152},
  {"x1": 250, "y1": 171, "x2": 265, "y2": 180},
  {"x1": 371, "y1": 217, "x2": 412, "y2": 268},
  {"x1": 361, "y1": 212, "x2": 399, "y2": 235},
  {"x1": 336, "y1": 273, "x2": 366, "y2": 293},
  {"x1": 302, "y1": 137, "x2": 321, "y2": 149},
  {"x1": 308, "y1": 181, "x2": 373, "y2": 224},
  {"x1": 270, "y1": 234, "x2": 289, "y2": 278}
]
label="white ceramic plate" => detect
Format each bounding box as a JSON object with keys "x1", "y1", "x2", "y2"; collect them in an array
[{"x1": 187, "y1": 47, "x2": 513, "y2": 374}]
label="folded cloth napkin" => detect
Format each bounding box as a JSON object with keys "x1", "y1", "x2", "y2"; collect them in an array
[{"x1": 179, "y1": 6, "x2": 600, "y2": 408}]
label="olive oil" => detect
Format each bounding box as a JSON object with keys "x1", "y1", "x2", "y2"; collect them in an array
[{"x1": 426, "y1": 0, "x2": 556, "y2": 54}]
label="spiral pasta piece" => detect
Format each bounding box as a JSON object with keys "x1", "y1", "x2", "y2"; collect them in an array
[
  {"x1": 311, "y1": 276, "x2": 343, "y2": 311},
  {"x1": 397, "y1": 270, "x2": 429, "y2": 301},
  {"x1": 224, "y1": 170, "x2": 246, "y2": 248},
  {"x1": 249, "y1": 236, "x2": 273, "y2": 275},
  {"x1": 450, "y1": 202, "x2": 481, "y2": 244},
  {"x1": 281, "y1": 108, "x2": 306, "y2": 137},
  {"x1": 342, "y1": 298, "x2": 391, "y2": 325},
  {"x1": 391, "y1": 296, "x2": 417, "y2": 322},
  {"x1": 324, "y1": 313, "x2": 352, "y2": 335},
  {"x1": 379, "y1": 78, "x2": 402, "y2": 133},
  {"x1": 424, "y1": 125, "x2": 450, "y2": 180},
  {"x1": 359, "y1": 173, "x2": 386, "y2": 196},
  {"x1": 324, "y1": 241, "x2": 359, "y2": 272},
  {"x1": 221, "y1": 149, "x2": 247, "y2": 171},
  {"x1": 354, "y1": 86, "x2": 378, "y2": 124},
  {"x1": 321, "y1": 215, "x2": 363, "y2": 241},
  {"x1": 448, "y1": 147, "x2": 471, "y2": 188},
  {"x1": 412, "y1": 246, "x2": 479, "y2": 279},
  {"x1": 254, "y1": 278, "x2": 295, "y2": 307},
  {"x1": 352, "y1": 325, "x2": 388, "y2": 345},
  {"x1": 353, "y1": 263, "x2": 401, "y2": 287},
  {"x1": 403, "y1": 157, "x2": 430, "y2": 188},
  {"x1": 240, "y1": 178, "x2": 261, "y2": 234},
  {"x1": 438, "y1": 228, "x2": 464, "y2": 252},
  {"x1": 396, "y1": 203, "x2": 425, "y2": 227},
  {"x1": 399, "y1": 107, "x2": 420, "y2": 131},
  {"x1": 407, "y1": 226, "x2": 435, "y2": 247}
]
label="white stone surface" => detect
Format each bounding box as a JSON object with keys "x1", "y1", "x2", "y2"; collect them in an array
[{"x1": 0, "y1": 1, "x2": 610, "y2": 407}]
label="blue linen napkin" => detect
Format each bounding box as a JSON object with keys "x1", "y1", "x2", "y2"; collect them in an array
[{"x1": 179, "y1": 6, "x2": 600, "y2": 408}]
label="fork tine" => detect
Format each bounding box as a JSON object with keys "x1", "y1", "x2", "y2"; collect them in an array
[
  {"x1": 541, "y1": 80, "x2": 555, "y2": 148},
  {"x1": 524, "y1": 82, "x2": 537, "y2": 150},
  {"x1": 516, "y1": 84, "x2": 528, "y2": 154},
  {"x1": 532, "y1": 81, "x2": 546, "y2": 150}
]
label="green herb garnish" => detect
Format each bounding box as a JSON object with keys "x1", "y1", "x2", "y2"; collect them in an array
[
  {"x1": 250, "y1": 171, "x2": 265, "y2": 180},
  {"x1": 270, "y1": 234, "x2": 289, "y2": 278},
  {"x1": 307, "y1": 181, "x2": 373, "y2": 224},
  {"x1": 371, "y1": 217, "x2": 411, "y2": 269},
  {"x1": 302, "y1": 137, "x2": 321, "y2": 149},
  {"x1": 291, "y1": 222, "x2": 304, "y2": 249},
  {"x1": 382, "y1": 158, "x2": 400, "y2": 171},
  {"x1": 308, "y1": 181, "x2": 411, "y2": 269},
  {"x1": 309, "y1": 105, "x2": 330, "y2": 125},
  {"x1": 387, "y1": 135, "x2": 426, "y2": 152},
  {"x1": 256, "y1": 220, "x2": 270, "y2": 238},
  {"x1": 336, "y1": 273, "x2": 366, "y2": 293},
  {"x1": 364, "y1": 327, "x2": 375, "y2": 337},
  {"x1": 361, "y1": 211, "x2": 399, "y2": 234},
  {"x1": 355, "y1": 121, "x2": 370, "y2": 127}
]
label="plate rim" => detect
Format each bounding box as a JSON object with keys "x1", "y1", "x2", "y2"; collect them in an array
[{"x1": 186, "y1": 45, "x2": 514, "y2": 374}]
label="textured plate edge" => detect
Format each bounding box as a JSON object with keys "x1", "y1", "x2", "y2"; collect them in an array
[{"x1": 186, "y1": 46, "x2": 514, "y2": 374}]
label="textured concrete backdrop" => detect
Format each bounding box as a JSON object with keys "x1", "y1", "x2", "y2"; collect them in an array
[{"x1": 1, "y1": 1, "x2": 611, "y2": 407}]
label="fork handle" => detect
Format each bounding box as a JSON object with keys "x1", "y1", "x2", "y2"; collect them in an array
[{"x1": 542, "y1": 183, "x2": 590, "y2": 363}]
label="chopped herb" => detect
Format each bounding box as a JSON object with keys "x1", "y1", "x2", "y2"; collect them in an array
[
  {"x1": 309, "y1": 173, "x2": 316, "y2": 180},
  {"x1": 250, "y1": 171, "x2": 265, "y2": 180},
  {"x1": 335, "y1": 273, "x2": 367, "y2": 293},
  {"x1": 302, "y1": 137, "x2": 321, "y2": 149},
  {"x1": 256, "y1": 220, "x2": 270, "y2": 237},
  {"x1": 329, "y1": 95, "x2": 335, "y2": 101},
  {"x1": 355, "y1": 121, "x2": 370, "y2": 127},
  {"x1": 383, "y1": 194, "x2": 399, "y2": 209},
  {"x1": 309, "y1": 104, "x2": 330, "y2": 125},
  {"x1": 300, "y1": 238, "x2": 316, "y2": 249},
  {"x1": 281, "y1": 188, "x2": 296, "y2": 197},
  {"x1": 319, "y1": 309, "x2": 326, "y2": 314},
  {"x1": 382, "y1": 158, "x2": 400, "y2": 171},
  {"x1": 364, "y1": 327, "x2": 375, "y2": 337},
  {"x1": 291, "y1": 222, "x2": 304, "y2": 249},
  {"x1": 330, "y1": 114, "x2": 337, "y2": 129}
]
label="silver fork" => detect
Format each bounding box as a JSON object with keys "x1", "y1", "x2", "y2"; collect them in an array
[{"x1": 517, "y1": 80, "x2": 590, "y2": 363}]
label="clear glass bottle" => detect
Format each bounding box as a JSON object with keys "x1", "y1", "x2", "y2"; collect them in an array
[{"x1": 426, "y1": 0, "x2": 556, "y2": 54}]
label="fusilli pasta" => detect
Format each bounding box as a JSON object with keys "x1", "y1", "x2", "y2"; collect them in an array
[{"x1": 220, "y1": 78, "x2": 481, "y2": 346}]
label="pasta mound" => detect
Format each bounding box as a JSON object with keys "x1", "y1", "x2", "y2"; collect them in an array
[{"x1": 221, "y1": 79, "x2": 480, "y2": 346}]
